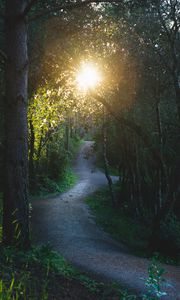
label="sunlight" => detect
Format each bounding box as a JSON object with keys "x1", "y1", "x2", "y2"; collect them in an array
[{"x1": 76, "y1": 62, "x2": 102, "y2": 91}]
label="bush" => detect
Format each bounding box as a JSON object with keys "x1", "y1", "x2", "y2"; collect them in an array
[
  {"x1": 159, "y1": 214, "x2": 180, "y2": 259},
  {"x1": 47, "y1": 150, "x2": 68, "y2": 181},
  {"x1": 0, "y1": 245, "x2": 135, "y2": 300}
]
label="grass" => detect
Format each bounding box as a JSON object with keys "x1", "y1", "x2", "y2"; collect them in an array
[
  {"x1": 86, "y1": 188, "x2": 151, "y2": 257},
  {"x1": 30, "y1": 137, "x2": 83, "y2": 200},
  {"x1": 86, "y1": 188, "x2": 180, "y2": 265},
  {"x1": 58, "y1": 170, "x2": 77, "y2": 193},
  {"x1": 0, "y1": 245, "x2": 138, "y2": 300},
  {"x1": 30, "y1": 169, "x2": 77, "y2": 200},
  {"x1": 96, "y1": 160, "x2": 119, "y2": 177}
]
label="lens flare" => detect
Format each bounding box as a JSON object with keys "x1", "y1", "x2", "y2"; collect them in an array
[{"x1": 76, "y1": 62, "x2": 101, "y2": 91}]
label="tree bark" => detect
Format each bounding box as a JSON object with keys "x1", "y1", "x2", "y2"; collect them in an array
[
  {"x1": 29, "y1": 119, "x2": 35, "y2": 188},
  {"x1": 65, "y1": 117, "x2": 70, "y2": 152},
  {"x1": 173, "y1": 76, "x2": 180, "y2": 128},
  {"x1": 102, "y1": 112, "x2": 116, "y2": 206},
  {"x1": 3, "y1": 0, "x2": 30, "y2": 248},
  {"x1": 155, "y1": 91, "x2": 163, "y2": 213}
]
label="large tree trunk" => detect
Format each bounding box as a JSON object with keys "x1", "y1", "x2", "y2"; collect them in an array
[{"x1": 3, "y1": 0, "x2": 30, "y2": 248}]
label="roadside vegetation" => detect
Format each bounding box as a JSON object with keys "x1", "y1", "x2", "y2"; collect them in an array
[
  {"x1": 30, "y1": 137, "x2": 82, "y2": 199},
  {"x1": 0, "y1": 243, "x2": 141, "y2": 300},
  {"x1": 0, "y1": 243, "x2": 169, "y2": 300},
  {"x1": 86, "y1": 186, "x2": 180, "y2": 265}
]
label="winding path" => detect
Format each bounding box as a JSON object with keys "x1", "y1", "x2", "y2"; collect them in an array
[{"x1": 32, "y1": 141, "x2": 180, "y2": 299}]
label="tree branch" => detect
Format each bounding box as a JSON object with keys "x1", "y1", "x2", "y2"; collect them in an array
[
  {"x1": 92, "y1": 92, "x2": 164, "y2": 169},
  {"x1": 29, "y1": 0, "x2": 123, "y2": 22},
  {"x1": 157, "y1": 5, "x2": 172, "y2": 43}
]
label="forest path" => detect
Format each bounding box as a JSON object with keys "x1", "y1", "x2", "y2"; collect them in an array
[{"x1": 32, "y1": 141, "x2": 180, "y2": 299}]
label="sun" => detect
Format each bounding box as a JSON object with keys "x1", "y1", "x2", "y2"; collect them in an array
[{"x1": 76, "y1": 62, "x2": 102, "y2": 91}]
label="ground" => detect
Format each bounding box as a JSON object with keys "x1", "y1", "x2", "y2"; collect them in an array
[{"x1": 32, "y1": 141, "x2": 180, "y2": 299}]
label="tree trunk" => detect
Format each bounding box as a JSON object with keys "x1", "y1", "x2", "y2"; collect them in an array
[
  {"x1": 102, "y1": 112, "x2": 116, "y2": 206},
  {"x1": 134, "y1": 143, "x2": 143, "y2": 218},
  {"x1": 173, "y1": 76, "x2": 180, "y2": 128},
  {"x1": 3, "y1": 0, "x2": 30, "y2": 248},
  {"x1": 65, "y1": 117, "x2": 70, "y2": 152},
  {"x1": 156, "y1": 96, "x2": 163, "y2": 213},
  {"x1": 29, "y1": 119, "x2": 35, "y2": 189}
]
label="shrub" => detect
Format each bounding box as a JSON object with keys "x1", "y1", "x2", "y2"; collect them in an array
[{"x1": 159, "y1": 214, "x2": 180, "y2": 258}]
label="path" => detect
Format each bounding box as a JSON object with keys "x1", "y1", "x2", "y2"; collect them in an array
[{"x1": 32, "y1": 141, "x2": 180, "y2": 299}]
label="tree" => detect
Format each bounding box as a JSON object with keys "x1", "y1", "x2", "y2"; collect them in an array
[{"x1": 3, "y1": 0, "x2": 30, "y2": 248}]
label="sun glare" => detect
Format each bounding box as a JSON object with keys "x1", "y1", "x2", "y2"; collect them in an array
[{"x1": 76, "y1": 62, "x2": 102, "y2": 91}]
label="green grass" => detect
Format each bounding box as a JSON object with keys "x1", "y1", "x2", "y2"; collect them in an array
[
  {"x1": 86, "y1": 188, "x2": 180, "y2": 266},
  {"x1": 96, "y1": 160, "x2": 119, "y2": 177},
  {"x1": 30, "y1": 137, "x2": 83, "y2": 200},
  {"x1": 86, "y1": 188, "x2": 150, "y2": 256},
  {"x1": 58, "y1": 169, "x2": 77, "y2": 193},
  {"x1": 0, "y1": 245, "x2": 138, "y2": 300},
  {"x1": 30, "y1": 169, "x2": 77, "y2": 200}
]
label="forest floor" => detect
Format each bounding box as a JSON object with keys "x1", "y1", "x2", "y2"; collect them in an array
[{"x1": 32, "y1": 141, "x2": 180, "y2": 299}]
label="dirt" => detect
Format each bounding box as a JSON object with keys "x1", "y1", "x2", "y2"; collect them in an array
[
  {"x1": 45, "y1": 273, "x2": 120, "y2": 300},
  {"x1": 32, "y1": 141, "x2": 180, "y2": 299}
]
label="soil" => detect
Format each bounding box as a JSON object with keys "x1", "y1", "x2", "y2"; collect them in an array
[
  {"x1": 32, "y1": 141, "x2": 180, "y2": 300},
  {"x1": 45, "y1": 273, "x2": 119, "y2": 300}
]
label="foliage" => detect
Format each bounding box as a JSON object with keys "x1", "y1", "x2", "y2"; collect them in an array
[
  {"x1": 86, "y1": 187, "x2": 180, "y2": 264},
  {"x1": 86, "y1": 188, "x2": 150, "y2": 254},
  {"x1": 142, "y1": 258, "x2": 167, "y2": 299},
  {"x1": 31, "y1": 169, "x2": 77, "y2": 199},
  {"x1": 90, "y1": 0, "x2": 180, "y2": 256},
  {"x1": 0, "y1": 245, "x2": 136, "y2": 300},
  {"x1": 0, "y1": 246, "x2": 50, "y2": 300},
  {"x1": 28, "y1": 88, "x2": 81, "y2": 194},
  {"x1": 158, "y1": 215, "x2": 180, "y2": 260}
]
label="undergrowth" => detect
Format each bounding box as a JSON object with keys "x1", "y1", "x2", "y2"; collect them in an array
[
  {"x1": 86, "y1": 188, "x2": 149, "y2": 256},
  {"x1": 30, "y1": 138, "x2": 83, "y2": 199},
  {"x1": 86, "y1": 188, "x2": 180, "y2": 265},
  {"x1": 30, "y1": 169, "x2": 77, "y2": 200},
  {"x1": 0, "y1": 245, "x2": 137, "y2": 300}
]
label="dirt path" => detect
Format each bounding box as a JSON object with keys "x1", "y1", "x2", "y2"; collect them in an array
[{"x1": 32, "y1": 141, "x2": 180, "y2": 299}]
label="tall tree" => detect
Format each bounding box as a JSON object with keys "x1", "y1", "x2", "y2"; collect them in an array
[{"x1": 3, "y1": 0, "x2": 30, "y2": 248}]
